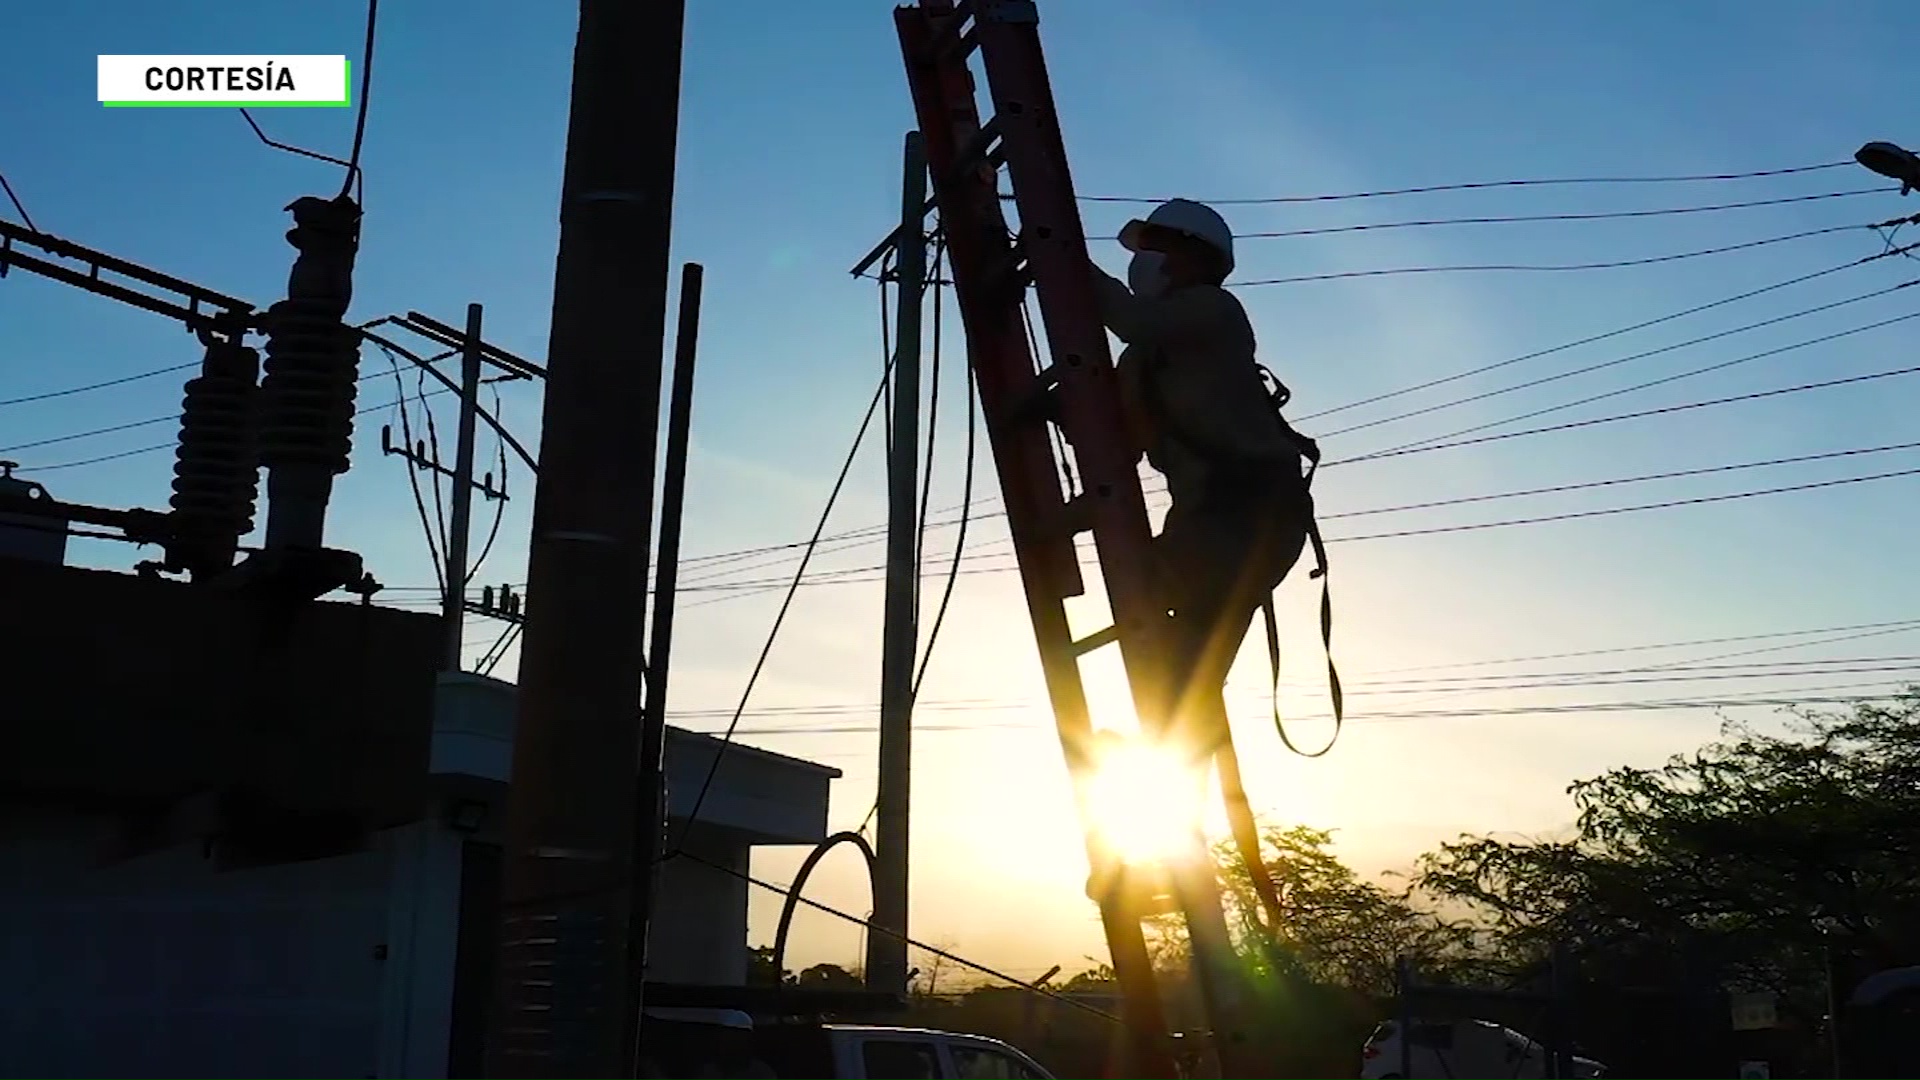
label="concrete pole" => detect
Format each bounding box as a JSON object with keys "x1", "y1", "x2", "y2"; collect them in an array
[
  {"x1": 866, "y1": 131, "x2": 928, "y2": 995},
  {"x1": 485, "y1": 1, "x2": 683, "y2": 1075},
  {"x1": 440, "y1": 302, "x2": 484, "y2": 671}
]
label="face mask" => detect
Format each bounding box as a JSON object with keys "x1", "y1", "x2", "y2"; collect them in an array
[{"x1": 1128, "y1": 250, "x2": 1170, "y2": 299}]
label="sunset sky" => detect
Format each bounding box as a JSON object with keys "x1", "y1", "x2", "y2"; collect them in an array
[{"x1": 8, "y1": 0, "x2": 1920, "y2": 985}]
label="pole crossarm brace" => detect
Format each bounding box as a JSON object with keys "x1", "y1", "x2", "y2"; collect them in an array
[
  {"x1": 850, "y1": 194, "x2": 940, "y2": 280},
  {"x1": 356, "y1": 325, "x2": 541, "y2": 474},
  {"x1": 0, "y1": 219, "x2": 254, "y2": 334},
  {"x1": 401, "y1": 309, "x2": 547, "y2": 381}
]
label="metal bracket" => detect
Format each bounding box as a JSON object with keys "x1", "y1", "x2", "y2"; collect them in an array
[{"x1": 380, "y1": 425, "x2": 509, "y2": 501}]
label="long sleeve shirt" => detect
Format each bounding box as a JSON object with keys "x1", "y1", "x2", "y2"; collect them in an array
[{"x1": 1092, "y1": 266, "x2": 1294, "y2": 498}]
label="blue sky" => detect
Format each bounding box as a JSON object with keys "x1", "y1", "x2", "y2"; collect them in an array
[{"x1": 8, "y1": 1, "x2": 1920, "y2": 980}]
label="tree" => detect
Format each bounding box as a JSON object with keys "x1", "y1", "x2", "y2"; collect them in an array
[
  {"x1": 1415, "y1": 693, "x2": 1920, "y2": 1024},
  {"x1": 795, "y1": 962, "x2": 864, "y2": 990},
  {"x1": 1060, "y1": 961, "x2": 1119, "y2": 991},
  {"x1": 1142, "y1": 823, "x2": 1480, "y2": 995},
  {"x1": 747, "y1": 945, "x2": 793, "y2": 987}
]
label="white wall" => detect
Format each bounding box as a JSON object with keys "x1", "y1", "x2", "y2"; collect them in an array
[
  {"x1": 648, "y1": 835, "x2": 752, "y2": 986},
  {"x1": 0, "y1": 812, "x2": 461, "y2": 1079}
]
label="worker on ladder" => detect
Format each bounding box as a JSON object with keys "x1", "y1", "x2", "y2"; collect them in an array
[{"x1": 1089, "y1": 197, "x2": 1317, "y2": 764}]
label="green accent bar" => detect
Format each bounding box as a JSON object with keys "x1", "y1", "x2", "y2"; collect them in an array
[{"x1": 101, "y1": 59, "x2": 352, "y2": 108}]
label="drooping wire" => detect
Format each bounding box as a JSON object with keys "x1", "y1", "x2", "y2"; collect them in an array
[
  {"x1": 467, "y1": 383, "x2": 511, "y2": 584},
  {"x1": 912, "y1": 240, "x2": 975, "y2": 701},
  {"x1": 239, "y1": 109, "x2": 359, "y2": 182},
  {"x1": 416, "y1": 366, "x2": 451, "y2": 555},
  {"x1": 914, "y1": 236, "x2": 947, "y2": 627},
  {"x1": 667, "y1": 300, "x2": 903, "y2": 856},
  {"x1": 340, "y1": 0, "x2": 379, "y2": 200},
  {"x1": 880, "y1": 248, "x2": 895, "y2": 455},
  {"x1": 381, "y1": 345, "x2": 447, "y2": 593},
  {"x1": 1070, "y1": 160, "x2": 1854, "y2": 205}
]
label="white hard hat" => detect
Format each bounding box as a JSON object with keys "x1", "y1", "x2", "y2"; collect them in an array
[{"x1": 1118, "y1": 198, "x2": 1235, "y2": 278}]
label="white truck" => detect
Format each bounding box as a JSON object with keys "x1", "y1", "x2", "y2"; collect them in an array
[{"x1": 640, "y1": 1007, "x2": 1057, "y2": 1079}]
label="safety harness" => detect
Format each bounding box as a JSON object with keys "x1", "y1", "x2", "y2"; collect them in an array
[
  {"x1": 1254, "y1": 367, "x2": 1345, "y2": 758},
  {"x1": 1143, "y1": 354, "x2": 1346, "y2": 759}
]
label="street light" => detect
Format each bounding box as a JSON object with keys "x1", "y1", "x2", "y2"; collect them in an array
[{"x1": 1856, "y1": 141, "x2": 1920, "y2": 194}]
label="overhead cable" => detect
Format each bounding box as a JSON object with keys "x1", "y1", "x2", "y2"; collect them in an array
[
  {"x1": 1319, "y1": 279, "x2": 1919, "y2": 439},
  {"x1": 1071, "y1": 160, "x2": 1854, "y2": 205}
]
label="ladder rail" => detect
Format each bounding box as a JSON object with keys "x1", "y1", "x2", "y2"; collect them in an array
[
  {"x1": 896, "y1": 6, "x2": 1180, "y2": 1077},
  {"x1": 898, "y1": 2, "x2": 1260, "y2": 1076},
  {"x1": 964, "y1": 9, "x2": 1263, "y2": 1073}
]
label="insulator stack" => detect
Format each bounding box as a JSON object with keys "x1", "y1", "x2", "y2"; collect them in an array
[
  {"x1": 258, "y1": 194, "x2": 363, "y2": 551},
  {"x1": 166, "y1": 338, "x2": 261, "y2": 577}
]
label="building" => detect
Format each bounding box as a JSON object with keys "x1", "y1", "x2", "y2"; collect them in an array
[{"x1": 0, "y1": 566, "x2": 840, "y2": 1080}]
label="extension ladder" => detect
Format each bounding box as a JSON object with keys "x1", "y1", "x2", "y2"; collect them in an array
[{"x1": 893, "y1": 2, "x2": 1259, "y2": 1075}]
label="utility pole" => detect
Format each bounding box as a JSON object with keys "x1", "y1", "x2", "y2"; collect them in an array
[
  {"x1": 626, "y1": 262, "x2": 704, "y2": 1071},
  {"x1": 440, "y1": 303, "x2": 485, "y2": 670},
  {"x1": 867, "y1": 131, "x2": 928, "y2": 996},
  {"x1": 486, "y1": 0, "x2": 684, "y2": 1076}
]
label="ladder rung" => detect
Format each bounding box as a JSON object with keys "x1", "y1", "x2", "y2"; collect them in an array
[
  {"x1": 1005, "y1": 365, "x2": 1061, "y2": 426},
  {"x1": 953, "y1": 119, "x2": 1003, "y2": 177},
  {"x1": 1069, "y1": 624, "x2": 1120, "y2": 657}
]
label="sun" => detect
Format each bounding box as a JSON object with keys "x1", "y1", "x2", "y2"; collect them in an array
[{"x1": 1083, "y1": 736, "x2": 1206, "y2": 866}]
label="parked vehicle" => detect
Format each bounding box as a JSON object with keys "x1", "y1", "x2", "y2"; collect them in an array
[
  {"x1": 638, "y1": 1007, "x2": 1057, "y2": 1079},
  {"x1": 1361, "y1": 1017, "x2": 1605, "y2": 1079}
]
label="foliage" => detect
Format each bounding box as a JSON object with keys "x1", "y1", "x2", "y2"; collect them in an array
[
  {"x1": 795, "y1": 962, "x2": 865, "y2": 990},
  {"x1": 1414, "y1": 693, "x2": 1920, "y2": 1024},
  {"x1": 746, "y1": 944, "x2": 793, "y2": 987},
  {"x1": 1139, "y1": 823, "x2": 1483, "y2": 995}
]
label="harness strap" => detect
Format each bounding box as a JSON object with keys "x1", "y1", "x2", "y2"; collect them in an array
[
  {"x1": 1263, "y1": 515, "x2": 1343, "y2": 758},
  {"x1": 1142, "y1": 350, "x2": 1345, "y2": 756}
]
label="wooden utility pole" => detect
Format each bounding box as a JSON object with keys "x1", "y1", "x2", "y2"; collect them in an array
[
  {"x1": 486, "y1": 1, "x2": 685, "y2": 1075},
  {"x1": 867, "y1": 132, "x2": 929, "y2": 995},
  {"x1": 440, "y1": 303, "x2": 485, "y2": 670}
]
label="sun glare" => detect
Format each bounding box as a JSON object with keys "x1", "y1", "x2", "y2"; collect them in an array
[{"x1": 1084, "y1": 738, "x2": 1205, "y2": 865}]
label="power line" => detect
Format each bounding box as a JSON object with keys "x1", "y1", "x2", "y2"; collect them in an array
[
  {"x1": 670, "y1": 849, "x2": 1122, "y2": 1024},
  {"x1": 1235, "y1": 223, "x2": 1874, "y2": 288},
  {"x1": 1224, "y1": 188, "x2": 1890, "y2": 240},
  {"x1": 649, "y1": 456, "x2": 1920, "y2": 596},
  {"x1": 0, "y1": 168, "x2": 36, "y2": 231},
  {"x1": 1070, "y1": 160, "x2": 1854, "y2": 205},
  {"x1": 11, "y1": 342, "x2": 473, "y2": 472},
  {"x1": 0, "y1": 363, "x2": 199, "y2": 409},
  {"x1": 660, "y1": 655, "x2": 1920, "y2": 723},
  {"x1": 1335, "y1": 463, "x2": 1920, "y2": 543},
  {"x1": 1318, "y1": 279, "x2": 1919, "y2": 439},
  {"x1": 1334, "y1": 356, "x2": 1920, "y2": 467},
  {"x1": 1301, "y1": 234, "x2": 1917, "y2": 421},
  {"x1": 446, "y1": 237, "x2": 1920, "y2": 581},
  {"x1": 693, "y1": 686, "x2": 1914, "y2": 740},
  {"x1": 1364, "y1": 617, "x2": 1920, "y2": 676},
  {"x1": 20, "y1": 365, "x2": 468, "y2": 472},
  {"x1": 646, "y1": 437, "x2": 1920, "y2": 597}
]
